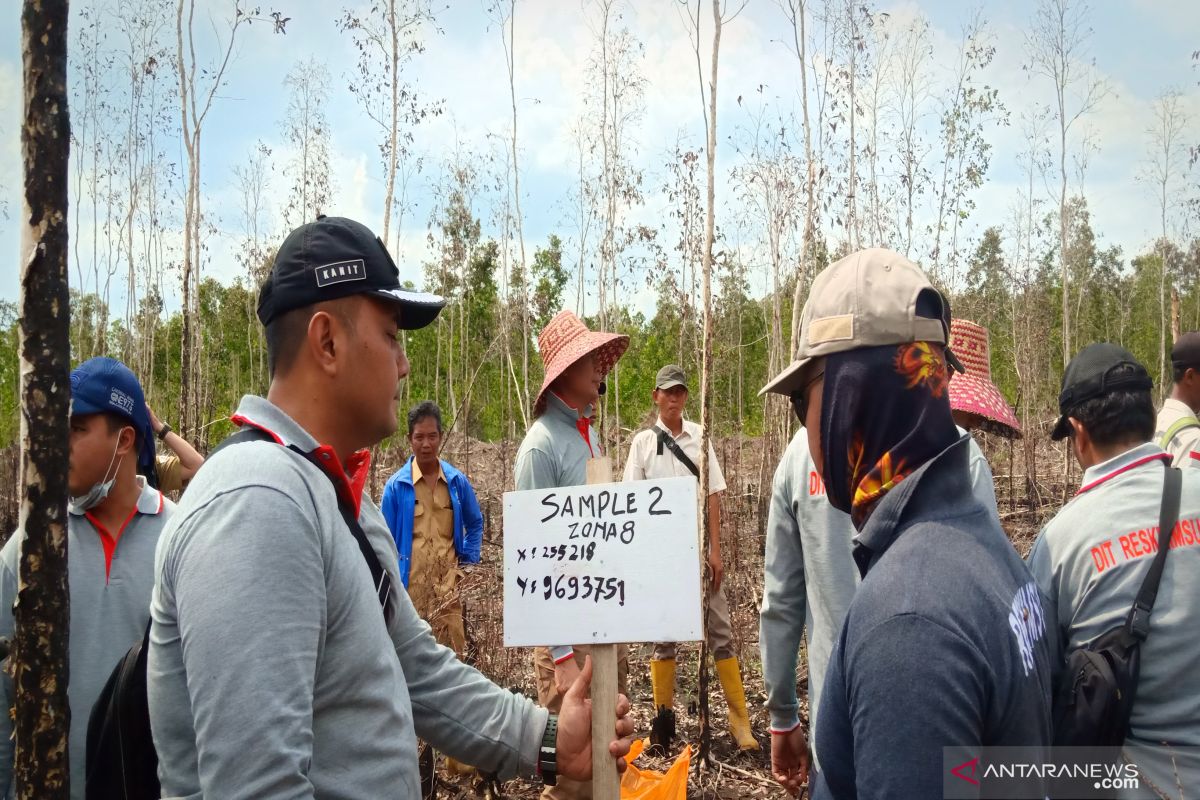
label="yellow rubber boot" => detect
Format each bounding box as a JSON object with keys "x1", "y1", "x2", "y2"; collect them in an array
[
  {"x1": 651, "y1": 658, "x2": 676, "y2": 711},
  {"x1": 649, "y1": 659, "x2": 677, "y2": 754},
  {"x1": 715, "y1": 657, "x2": 760, "y2": 751}
]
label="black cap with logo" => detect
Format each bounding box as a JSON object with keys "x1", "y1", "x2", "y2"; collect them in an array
[
  {"x1": 257, "y1": 215, "x2": 445, "y2": 329},
  {"x1": 1051, "y1": 343, "x2": 1154, "y2": 440}
]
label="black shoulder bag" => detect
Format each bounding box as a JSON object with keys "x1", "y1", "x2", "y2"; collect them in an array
[
  {"x1": 1051, "y1": 464, "x2": 1182, "y2": 746},
  {"x1": 85, "y1": 427, "x2": 392, "y2": 800},
  {"x1": 655, "y1": 426, "x2": 699, "y2": 478}
]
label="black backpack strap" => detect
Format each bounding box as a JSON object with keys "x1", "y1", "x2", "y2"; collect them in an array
[
  {"x1": 654, "y1": 426, "x2": 699, "y2": 479},
  {"x1": 1127, "y1": 465, "x2": 1182, "y2": 640},
  {"x1": 212, "y1": 426, "x2": 393, "y2": 624}
]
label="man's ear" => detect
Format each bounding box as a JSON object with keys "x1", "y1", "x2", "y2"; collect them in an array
[
  {"x1": 115, "y1": 424, "x2": 138, "y2": 457},
  {"x1": 1068, "y1": 417, "x2": 1089, "y2": 463},
  {"x1": 307, "y1": 309, "x2": 340, "y2": 376}
]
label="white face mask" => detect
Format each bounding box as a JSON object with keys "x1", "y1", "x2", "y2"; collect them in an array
[{"x1": 69, "y1": 435, "x2": 124, "y2": 514}]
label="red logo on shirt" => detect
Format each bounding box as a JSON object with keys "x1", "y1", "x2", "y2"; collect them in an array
[{"x1": 808, "y1": 471, "x2": 826, "y2": 497}]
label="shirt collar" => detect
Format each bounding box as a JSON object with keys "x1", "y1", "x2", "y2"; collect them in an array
[
  {"x1": 411, "y1": 459, "x2": 445, "y2": 484},
  {"x1": 1076, "y1": 442, "x2": 1168, "y2": 496},
  {"x1": 68, "y1": 475, "x2": 163, "y2": 518},
  {"x1": 547, "y1": 391, "x2": 595, "y2": 424},
  {"x1": 655, "y1": 417, "x2": 692, "y2": 439},
  {"x1": 853, "y1": 434, "x2": 974, "y2": 577},
  {"x1": 230, "y1": 394, "x2": 372, "y2": 516}
]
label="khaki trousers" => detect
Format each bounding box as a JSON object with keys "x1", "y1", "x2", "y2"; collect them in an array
[{"x1": 653, "y1": 582, "x2": 735, "y2": 662}]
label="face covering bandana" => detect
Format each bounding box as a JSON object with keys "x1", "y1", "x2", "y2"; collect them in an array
[
  {"x1": 70, "y1": 435, "x2": 125, "y2": 514},
  {"x1": 820, "y1": 342, "x2": 958, "y2": 529}
]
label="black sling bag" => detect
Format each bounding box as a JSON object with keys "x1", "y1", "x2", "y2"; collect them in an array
[
  {"x1": 655, "y1": 425, "x2": 699, "y2": 478},
  {"x1": 1051, "y1": 464, "x2": 1182, "y2": 746}
]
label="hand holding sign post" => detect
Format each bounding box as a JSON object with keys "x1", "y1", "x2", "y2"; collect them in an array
[{"x1": 504, "y1": 462, "x2": 701, "y2": 797}]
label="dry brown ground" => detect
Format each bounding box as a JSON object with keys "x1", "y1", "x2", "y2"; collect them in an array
[{"x1": 392, "y1": 427, "x2": 1075, "y2": 800}]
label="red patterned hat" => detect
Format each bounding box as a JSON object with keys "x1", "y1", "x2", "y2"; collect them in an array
[
  {"x1": 948, "y1": 319, "x2": 1021, "y2": 438},
  {"x1": 534, "y1": 311, "x2": 629, "y2": 415}
]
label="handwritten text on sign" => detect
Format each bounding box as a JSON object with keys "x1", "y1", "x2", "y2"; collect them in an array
[{"x1": 503, "y1": 476, "x2": 703, "y2": 647}]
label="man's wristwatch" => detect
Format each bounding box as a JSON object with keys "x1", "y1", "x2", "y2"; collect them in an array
[
  {"x1": 157, "y1": 423, "x2": 172, "y2": 441},
  {"x1": 539, "y1": 713, "x2": 558, "y2": 786}
]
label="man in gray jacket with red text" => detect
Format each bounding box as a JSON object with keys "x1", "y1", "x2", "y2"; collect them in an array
[{"x1": 148, "y1": 216, "x2": 634, "y2": 799}]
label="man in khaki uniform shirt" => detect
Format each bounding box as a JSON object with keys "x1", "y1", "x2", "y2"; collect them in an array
[
  {"x1": 623, "y1": 364, "x2": 759, "y2": 754},
  {"x1": 382, "y1": 401, "x2": 486, "y2": 793},
  {"x1": 147, "y1": 403, "x2": 206, "y2": 494}
]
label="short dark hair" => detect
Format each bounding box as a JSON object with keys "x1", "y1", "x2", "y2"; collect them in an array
[
  {"x1": 407, "y1": 401, "x2": 443, "y2": 436},
  {"x1": 1174, "y1": 364, "x2": 1197, "y2": 384},
  {"x1": 1067, "y1": 389, "x2": 1155, "y2": 448},
  {"x1": 265, "y1": 300, "x2": 358, "y2": 377}
]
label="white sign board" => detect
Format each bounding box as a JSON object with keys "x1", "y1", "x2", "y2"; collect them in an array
[{"x1": 502, "y1": 476, "x2": 703, "y2": 647}]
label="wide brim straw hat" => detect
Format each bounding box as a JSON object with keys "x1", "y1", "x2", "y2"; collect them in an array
[
  {"x1": 534, "y1": 311, "x2": 629, "y2": 415},
  {"x1": 948, "y1": 318, "x2": 1022, "y2": 439}
]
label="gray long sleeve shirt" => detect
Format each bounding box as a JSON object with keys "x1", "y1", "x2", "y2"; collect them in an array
[
  {"x1": 0, "y1": 477, "x2": 172, "y2": 800},
  {"x1": 149, "y1": 395, "x2": 547, "y2": 799},
  {"x1": 760, "y1": 428, "x2": 1000, "y2": 764},
  {"x1": 1029, "y1": 442, "x2": 1200, "y2": 796},
  {"x1": 514, "y1": 392, "x2": 602, "y2": 663}
]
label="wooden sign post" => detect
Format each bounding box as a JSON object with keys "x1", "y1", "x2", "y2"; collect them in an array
[
  {"x1": 586, "y1": 458, "x2": 619, "y2": 799},
  {"x1": 503, "y1": 465, "x2": 702, "y2": 798}
]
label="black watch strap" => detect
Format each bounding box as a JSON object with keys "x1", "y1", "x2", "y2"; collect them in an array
[
  {"x1": 539, "y1": 713, "x2": 558, "y2": 786},
  {"x1": 157, "y1": 423, "x2": 172, "y2": 441}
]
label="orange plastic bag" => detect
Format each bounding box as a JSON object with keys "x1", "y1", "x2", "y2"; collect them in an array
[{"x1": 619, "y1": 738, "x2": 690, "y2": 800}]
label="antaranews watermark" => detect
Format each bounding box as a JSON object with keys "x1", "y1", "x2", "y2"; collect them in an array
[{"x1": 942, "y1": 745, "x2": 1200, "y2": 799}]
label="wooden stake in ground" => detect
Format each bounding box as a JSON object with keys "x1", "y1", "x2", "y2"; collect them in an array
[
  {"x1": 15, "y1": 0, "x2": 73, "y2": 796},
  {"x1": 585, "y1": 457, "x2": 619, "y2": 800}
]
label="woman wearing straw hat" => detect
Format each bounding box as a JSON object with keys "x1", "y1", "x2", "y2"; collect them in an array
[
  {"x1": 947, "y1": 318, "x2": 1022, "y2": 440},
  {"x1": 515, "y1": 310, "x2": 631, "y2": 800}
]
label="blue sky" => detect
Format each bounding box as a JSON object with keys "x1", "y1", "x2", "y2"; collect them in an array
[{"x1": 0, "y1": 0, "x2": 1197, "y2": 313}]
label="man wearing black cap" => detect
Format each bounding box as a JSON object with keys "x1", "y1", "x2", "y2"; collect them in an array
[
  {"x1": 0, "y1": 358, "x2": 172, "y2": 799},
  {"x1": 147, "y1": 216, "x2": 634, "y2": 798},
  {"x1": 1030, "y1": 343, "x2": 1200, "y2": 791},
  {"x1": 1155, "y1": 331, "x2": 1200, "y2": 468},
  {"x1": 623, "y1": 364, "x2": 758, "y2": 754}
]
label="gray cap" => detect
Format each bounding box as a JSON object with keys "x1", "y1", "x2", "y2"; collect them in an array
[
  {"x1": 655, "y1": 364, "x2": 688, "y2": 391},
  {"x1": 760, "y1": 248, "x2": 956, "y2": 397}
]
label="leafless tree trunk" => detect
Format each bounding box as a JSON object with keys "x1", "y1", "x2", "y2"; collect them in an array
[
  {"x1": 16, "y1": 1, "x2": 72, "y2": 795},
  {"x1": 502, "y1": 0, "x2": 531, "y2": 428},
  {"x1": 176, "y1": 0, "x2": 267, "y2": 440},
  {"x1": 1026, "y1": 0, "x2": 1109, "y2": 368},
  {"x1": 780, "y1": 0, "x2": 820, "y2": 362},
  {"x1": 1143, "y1": 90, "x2": 1187, "y2": 394}
]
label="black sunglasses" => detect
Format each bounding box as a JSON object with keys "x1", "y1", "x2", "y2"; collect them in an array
[{"x1": 789, "y1": 367, "x2": 826, "y2": 422}]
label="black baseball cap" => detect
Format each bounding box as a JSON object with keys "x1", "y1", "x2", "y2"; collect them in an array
[
  {"x1": 1051, "y1": 343, "x2": 1153, "y2": 440},
  {"x1": 1171, "y1": 332, "x2": 1200, "y2": 371},
  {"x1": 257, "y1": 215, "x2": 445, "y2": 329}
]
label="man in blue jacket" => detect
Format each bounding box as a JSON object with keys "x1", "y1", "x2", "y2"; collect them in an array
[{"x1": 382, "y1": 400, "x2": 483, "y2": 657}]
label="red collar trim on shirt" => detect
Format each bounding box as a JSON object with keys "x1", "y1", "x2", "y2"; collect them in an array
[
  {"x1": 85, "y1": 504, "x2": 139, "y2": 583},
  {"x1": 1076, "y1": 452, "x2": 1170, "y2": 496},
  {"x1": 1191, "y1": 452, "x2": 1200, "y2": 462},
  {"x1": 230, "y1": 414, "x2": 371, "y2": 516},
  {"x1": 549, "y1": 392, "x2": 596, "y2": 457}
]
